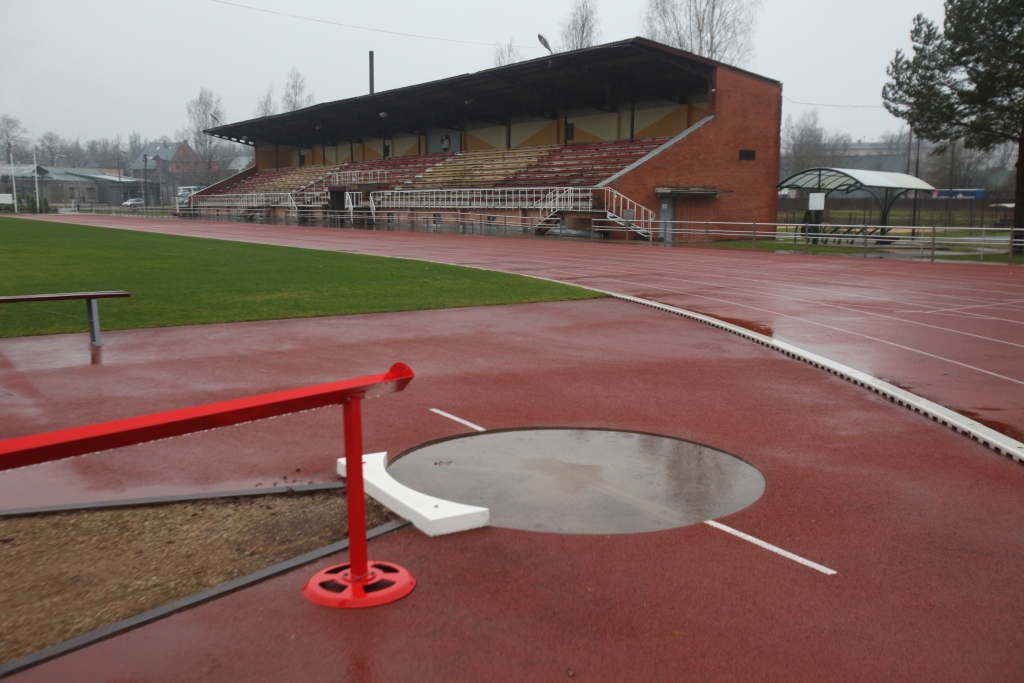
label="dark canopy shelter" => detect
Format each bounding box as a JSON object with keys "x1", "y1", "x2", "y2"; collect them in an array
[{"x1": 206, "y1": 37, "x2": 777, "y2": 148}]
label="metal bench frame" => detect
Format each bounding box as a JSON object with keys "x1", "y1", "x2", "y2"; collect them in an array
[{"x1": 0, "y1": 291, "x2": 131, "y2": 347}]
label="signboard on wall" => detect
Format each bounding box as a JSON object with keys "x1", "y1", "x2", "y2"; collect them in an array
[
  {"x1": 808, "y1": 193, "x2": 826, "y2": 211},
  {"x1": 0, "y1": 194, "x2": 12, "y2": 205}
]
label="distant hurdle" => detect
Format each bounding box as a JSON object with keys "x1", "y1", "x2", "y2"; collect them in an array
[{"x1": 0, "y1": 290, "x2": 130, "y2": 363}]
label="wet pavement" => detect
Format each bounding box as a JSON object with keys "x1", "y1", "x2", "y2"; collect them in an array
[
  {"x1": 3, "y1": 217, "x2": 1024, "y2": 680},
  {"x1": 25, "y1": 215, "x2": 1024, "y2": 440},
  {"x1": 389, "y1": 429, "x2": 765, "y2": 533}
]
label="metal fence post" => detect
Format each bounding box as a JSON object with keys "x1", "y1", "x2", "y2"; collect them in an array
[
  {"x1": 804, "y1": 224, "x2": 809, "y2": 254},
  {"x1": 751, "y1": 222, "x2": 757, "y2": 251},
  {"x1": 85, "y1": 298, "x2": 101, "y2": 347},
  {"x1": 705, "y1": 221, "x2": 709, "y2": 249},
  {"x1": 863, "y1": 225, "x2": 868, "y2": 258},
  {"x1": 1009, "y1": 227, "x2": 1015, "y2": 266},
  {"x1": 931, "y1": 226, "x2": 936, "y2": 262}
]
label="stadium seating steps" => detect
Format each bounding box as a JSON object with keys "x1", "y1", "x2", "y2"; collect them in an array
[{"x1": 211, "y1": 138, "x2": 671, "y2": 195}]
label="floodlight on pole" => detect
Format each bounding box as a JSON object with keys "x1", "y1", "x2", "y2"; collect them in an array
[
  {"x1": 32, "y1": 136, "x2": 39, "y2": 212},
  {"x1": 538, "y1": 34, "x2": 552, "y2": 54},
  {"x1": 8, "y1": 141, "x2": 18, "y2": 214}
]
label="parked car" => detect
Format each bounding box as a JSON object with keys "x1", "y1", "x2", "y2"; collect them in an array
[{"x1": 122, "y1": 198, "x2": 144, "y2": 207}]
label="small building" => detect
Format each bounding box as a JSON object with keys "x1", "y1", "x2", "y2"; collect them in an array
[{"x1": 1, "y1": 165, "x2": 143, "y2": 206}]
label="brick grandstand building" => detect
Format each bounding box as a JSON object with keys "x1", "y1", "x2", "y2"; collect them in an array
[{"x1": 196, "y1": 38, "x2": 781, "y2": 238}]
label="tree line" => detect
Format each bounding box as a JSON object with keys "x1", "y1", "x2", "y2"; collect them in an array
[
  {"x1": 781, "y1": 109, "x2": 1018, "y2": 194},
  {"x1": 495, "y1": 0, "x2": 761, "y2": 67}
]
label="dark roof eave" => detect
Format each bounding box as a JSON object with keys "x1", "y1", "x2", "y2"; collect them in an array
[{"x1": 206, "y1": 37, "x2": 780, "y2": 145}]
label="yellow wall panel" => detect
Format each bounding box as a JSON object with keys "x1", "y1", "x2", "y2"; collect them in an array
[
  {"x1": 635, "y1": 105, "x2": 689, "y2": 139},
  {"x1": 572, "y1": 112, "x2": 617, "y2": 142},
  {"x1": 256, "y1": 145, "x2": 276, "y2": 171},
  {"x1": 517, "y1": 120, "x2": 560, "y2": 147},
  {"x1": 466, "y1": 125, "x2": 505, "y2": 150},
  {"x1": 688, "y1": 103, "x2": 709, "y2": 127},
  {"x1": 392, "y1": 136, "x2": 419, "y2": 157}
]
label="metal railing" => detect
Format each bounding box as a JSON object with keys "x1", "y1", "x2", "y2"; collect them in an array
[
  {"x1": 591, "y1": 218, "x2": 1023, "y2": 263},
  {"x1": 190, "y1": 192, "x2": 326, "y2": 209},
  {"x1": 370, "y1": 186, "x2": 597, "y2": 211},
  {"x1": 54, "y1": 204, "x2": 1021, "y2": 265},
  {"x1": 296, "y1": 169, "x2": 391, "y2": 194}
]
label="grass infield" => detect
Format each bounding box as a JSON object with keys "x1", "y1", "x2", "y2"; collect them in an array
[{"x1": 0, "y1": 217, "x2": 603, "y2": 338}]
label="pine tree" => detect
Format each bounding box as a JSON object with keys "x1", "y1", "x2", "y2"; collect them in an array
[{"x1": 883, "y1": 0, "x2": 1023, "y2": 239}]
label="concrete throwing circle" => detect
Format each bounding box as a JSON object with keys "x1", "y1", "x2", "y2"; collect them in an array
[{"x1": 388, "y1": 429, "x2": 765, "y2": 534}]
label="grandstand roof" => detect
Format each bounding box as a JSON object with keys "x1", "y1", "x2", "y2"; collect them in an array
[{"x1": 206, "y1": 37, "x2": 779, "y2": 148}]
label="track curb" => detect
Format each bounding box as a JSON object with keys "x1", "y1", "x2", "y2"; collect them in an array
[{"x1": 602, "y1": 291, "x2": 1024, "y2": 463}]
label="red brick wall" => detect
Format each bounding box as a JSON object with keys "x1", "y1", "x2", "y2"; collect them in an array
[{"x1": 605, "y1": 67, "x2": 782, "y2": 225}]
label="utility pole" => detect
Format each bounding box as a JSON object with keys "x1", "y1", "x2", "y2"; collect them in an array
[
  {"x1": 32, "y1": 138, "x2": 39, "y2": 212},
  {"x1": 369, "y1": 51, "x2": 374, "y2": 94},
  {"x1": 143, "y1": 153, "x2": 149, "y2": 207},
  {"x1": 8, "y1": 140, "x2": 18, "y2": 214}
]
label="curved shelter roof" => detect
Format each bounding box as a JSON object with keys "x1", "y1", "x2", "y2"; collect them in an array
[{"x1": 778, "y1": 167, "x2": 934, "y2": 193}]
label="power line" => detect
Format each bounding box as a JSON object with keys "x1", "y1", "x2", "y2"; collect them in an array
[
  {"x1": 784, "y1": 96, "x2": 887, "y2": 110},
  {"x1": 209, "y1": 0, "x2": 541, "y2": 49}
]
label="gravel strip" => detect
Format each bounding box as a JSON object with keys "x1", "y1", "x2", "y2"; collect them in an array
[{"x1": 0, "y1": 489, "x2": 395, "y2": 665}]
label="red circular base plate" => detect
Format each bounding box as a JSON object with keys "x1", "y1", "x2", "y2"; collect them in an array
[{"x1": 303, "y1": 560, "x2": 416, "y2": 608}]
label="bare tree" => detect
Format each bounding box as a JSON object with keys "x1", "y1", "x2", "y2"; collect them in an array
[
  {"x1": 924, "y1": 138, "x2": 990, "y2": 189},
  {"x1": 493, "y1": 37, "x2": 524, "y2": 67},
  {"x1": 281, "y1": 69, "x2": 315, "y2": 112},
  {"x1": 37, "y1": 131, "x2": 65, "y2": 165},
  {"x1": 127, "y1": 131, "x2": 147, "y2": 165},
  {"x1": 61, "y1": 137, "x2": 88, "y2": 167},
  {"x1": 781, "y1": 109, "x2": 852, "y2": 177},
  {"x1": 1, "y1": 114, "x2": 26, "y2": 161},
  {"x1": 559, "y1": 0, "x2": 602, "y2": 51},
  {"x1": 642, "y1": 0, "x2": 762, "y2": 66},
  {"x1": 255, "y1": 83, "x2": 278, "y2": 117},
  {"x1": 181, "y1": 87, "x2": 229, "y2": 185},
  {"x1": 879, "y1": 126, "x2": 911, "y2": 159}
]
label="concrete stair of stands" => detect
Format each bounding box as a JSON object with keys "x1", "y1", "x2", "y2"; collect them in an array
[
  {"x1": 499, "y1": 138, "x2": 670, "y2": 188},
  {"x1": 210, "y1": 165, "x2": 339, "y2": 196},
  {"x1": 327, "y1": 153, "x2": 453, "y2": 190},
  {"x1": 405, "y1": 146, "x2": 560, "y2": 189}
]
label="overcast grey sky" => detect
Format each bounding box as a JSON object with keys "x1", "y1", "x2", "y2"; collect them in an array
[{"x1": 1, "y1": 0, "x2": 946, "y2": 144}]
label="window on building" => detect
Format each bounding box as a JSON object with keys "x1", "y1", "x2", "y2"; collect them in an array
[{"x1": 739, "y1": 150, "x2": 756, "y2": 161}]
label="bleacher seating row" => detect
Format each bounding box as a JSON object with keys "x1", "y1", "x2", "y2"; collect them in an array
[
  {"x1": 208, "y1": 138, "x2": 671, "y2": 196},
  {"x1": 210, "y1": 165, "x2": 341, "y2": 195},
  {"x1": 405, "y1": 146, "x2": 560, "y2": 189},
  {"x1": 499, "y1": 138, "x2": 669, "y2": 187}
]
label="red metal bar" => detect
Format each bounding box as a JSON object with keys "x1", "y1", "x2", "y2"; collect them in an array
[
  {"x1": 0, "y1": 363, "x2": 413, "y2": 472},
  {"x1": 343, "y1": 398, "x2": 369, "y2": 579}
]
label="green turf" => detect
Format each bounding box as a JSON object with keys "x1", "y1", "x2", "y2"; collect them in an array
[{"x1": 0, "y1": 217, "x2": 604, "y2": 338}]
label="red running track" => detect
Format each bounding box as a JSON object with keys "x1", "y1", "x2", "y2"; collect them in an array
[
  {"x1": 26, "y1": 215, "x2": 1024, "y2": 441},
  {"x1": 2, "y1": 300, "x2": 1023, "y2": 681},
  {"x1": 2, "y1": 216, "x2": 1022, "y2": 680}
]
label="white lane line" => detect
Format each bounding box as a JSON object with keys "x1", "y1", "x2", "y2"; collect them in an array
[
  {"x1": 704, "y1": 520, "x2": 837, "y2": 576},
  {"x1": 429, "y1": 408, "x2": 486, "y2": 432}
]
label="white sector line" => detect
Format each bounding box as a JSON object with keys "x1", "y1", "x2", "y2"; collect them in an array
[
  {"x1": 429, "y1": 408, "x2": 486, "y2": 432},
  {"x1": 427, "y1": 409, "x2": 835, "y2": 575},
  {"x1": 704, "y1": 520, "x2": 837, "y2": 575}
]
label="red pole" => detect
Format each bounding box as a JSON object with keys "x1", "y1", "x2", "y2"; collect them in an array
[{"x1": 343, "y1": 397, "x2": 369, "y2": 580}]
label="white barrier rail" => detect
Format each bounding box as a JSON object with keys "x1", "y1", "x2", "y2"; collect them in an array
[{"x1": 591, "y1": 218, "x2": 1023, "y2": 263}]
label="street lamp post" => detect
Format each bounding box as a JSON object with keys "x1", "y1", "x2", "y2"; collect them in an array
[
  {"x1": 143, "y1": 154, "x2": 149, "y2": 208},
  {"x1": 7, "y1": 141, "x2": 18, "y2": 214}
]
